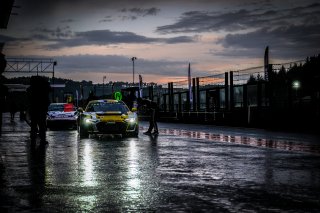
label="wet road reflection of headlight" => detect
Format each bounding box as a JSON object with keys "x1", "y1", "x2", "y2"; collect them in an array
[
  {"x1": 83, "y1": 142, "x2": 97, "y2": 187},
  {"x1": 127, "y1": 139, "x2": 141, "y2": 190}
]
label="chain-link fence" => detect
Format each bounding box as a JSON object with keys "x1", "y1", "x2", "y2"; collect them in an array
[
  {"x1": 232, "y1": 66, "x2": 265, "y2": 85},
  {"x1": 271, "y1": 60, "x2": 306, "y2": 73},
  {"x1": 199, "y1": 73, "x2": 225, "y2": 88}
]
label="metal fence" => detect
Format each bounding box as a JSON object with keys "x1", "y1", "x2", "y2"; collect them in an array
[
  {"x1": 147, "y1": 57, "x2": 313, "y2": 120},
  {"x1": 232, "y1": 66, "x2": 265, "y2": 85}
]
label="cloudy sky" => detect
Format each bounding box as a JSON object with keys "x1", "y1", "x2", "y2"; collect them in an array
[{"x1": 1, "y1": 0, "x2": 319, "y2": 84}]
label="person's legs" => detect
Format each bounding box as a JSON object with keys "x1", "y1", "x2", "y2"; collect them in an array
[
  {"x1": 38, "y1": 112, "x2": 47, "y2": 144},
  {"x1": 153, "y1": 110, "x2": 159, "y2": 134},
  {"x1": 0, "y1": 112, "x2": 2, "y2": 136},
  {"x1": 144, "y1": 110, "x2": 154, "y2": 134},
  {"x1": 10, "y1": 112, "x2": 14, "y2": 121},
  {"x1": 153, "y1": 121, "x2": 158, "y2": 134},
  {"x1": 149, "y1": 109, "x2": 156, "y2": 132},
  {"x1": 30, "y1": 113, "x2": 38, "y2": 143}
]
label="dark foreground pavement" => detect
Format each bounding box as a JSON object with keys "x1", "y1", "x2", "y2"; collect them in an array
[{"x1": 1, "y1": 113, "x2": 320, "y2": 212}]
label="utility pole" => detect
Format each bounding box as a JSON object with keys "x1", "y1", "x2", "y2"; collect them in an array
[
  {"x1": 52, "y1": 61, "x2": 57, "y2": 102},
  {"x1": 131, "y1": 57, "x2": 137, "y2": 84},
  {"x1": 103, "y1": 75, "x2": 106, "y2": 97}
]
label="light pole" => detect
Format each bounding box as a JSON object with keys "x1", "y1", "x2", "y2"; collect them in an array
[
  {"x1": 103, "y1": 75, "x2": 106, "y2": 97},
  {"x1": 52, "y1": 61, "x2": 57, "y2": 102},
  {"x1": 131, "y1": 57, "x2": 137, "y2": 84}
]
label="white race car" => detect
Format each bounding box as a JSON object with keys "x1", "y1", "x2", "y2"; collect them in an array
[{"x1": 47, "y1": 103, "x2": 78, "y2": 130}]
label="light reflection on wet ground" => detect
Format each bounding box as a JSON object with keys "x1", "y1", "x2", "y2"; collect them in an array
[
  {"x1": 1, "y1": 115, "x2": 320, "y2": 212},
  {"x1": 139, "y1": 124, "x2": 320, "y2": 155}
]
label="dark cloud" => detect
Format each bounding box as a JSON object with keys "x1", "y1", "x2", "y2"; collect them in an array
[
  {"x1": 119, "y1": 7, "x2": 160, "y2": 21},
  {"x1": 25, "y1": 26, "x2": 74, "y2": 45},
  {"x1": 215, "y1": 24, "x2": 320, "y2": 59},
  {"x1": 60, "y1": 19, "x2": 75, "y2": 23},
  {"x1": 0, "y1": 34, "x2": 16, "y2": 43},
  {"x1": 41, "y1": 29, "x2": 196, "y2": 49},
  {"x1": 45, "y1": 30, "x2": 151, "y2": 49},
  {"x1": 156, "y1": 3, "x2": 320, "y2": 34},
  {"x1": 0, "y1": 34, "x2": 30, "y2": 48},
  {"x1": 77, "y1": 30, "x2": 155, "y2": 43},
  {"x1": 15, "y1": 0, "x2": 162, "y2": 23},
  {"x1": 156, "y1": 9, "x2": 263, "y2": 34},
  {"x1": 165, "y1": 36, "x2": 197, "y2": 44},
  {"x1": 220, "y1": 25, "x2": 320, "y2": 49},
  {"x1": 35, "y1": 26, "x2": 73, "y2": 39},
  {"x1": 121, "y1": 7, "x2": 160, "y2": 16},
  {"x1": 2, "y1": 25, "x2": 197, "y2": 50},
  {"x1": 99, "y1": 16, "x2": 113, "y2": 23},
  {"x1": 153, "y1": 1, "x2": 320, "y2": 60}
]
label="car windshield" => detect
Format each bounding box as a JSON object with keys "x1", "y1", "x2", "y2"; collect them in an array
[
  {"x1": 48, "y1": 104, "x2": 76, "y2": 112},
  {"x1": 86, "y1": 102, "x2": 129, "y2": 114},
  {"x1": 48, "y1": 104, "x2": 64, "y2": 112}
]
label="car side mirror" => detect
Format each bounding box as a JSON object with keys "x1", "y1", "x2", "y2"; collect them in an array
[
  {"x1": 78, "y1": 107, "x2": 84, "y2": 113},
  {"x1": 131, "y1": 107, "x2": 137, "y2": 112}
]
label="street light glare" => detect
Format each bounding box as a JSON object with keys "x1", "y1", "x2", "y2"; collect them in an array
[{"x1": 292, "y1": 80, "x2": 300, "y2": 89}]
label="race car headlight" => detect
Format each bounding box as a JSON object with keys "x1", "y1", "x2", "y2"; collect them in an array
[
  {"x1": 84, "y1": 118, "x2": 98, "y2": 124},
  {"x1": 125, "y1": 117, "x2": 136, "y2": 123}
]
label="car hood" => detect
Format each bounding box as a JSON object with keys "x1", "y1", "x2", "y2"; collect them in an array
[{"x1": 84, "y1": 111, "x2": 136, "y2": 122}]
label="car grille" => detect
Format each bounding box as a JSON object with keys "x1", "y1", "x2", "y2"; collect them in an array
[{"x1": 96, "y1": 122, "x2": 126, "y2": 134}]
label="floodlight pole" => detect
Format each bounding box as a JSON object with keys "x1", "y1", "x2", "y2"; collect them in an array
[
  {"x1": 52, "y1": 61, "x2": 57, "y2": 102},
  {"x1": 103, "y1": 75, "x2": 106, "y2": 96},
  {"x1": 131, "y1": 57, "x2": 137, "y2": 84}
]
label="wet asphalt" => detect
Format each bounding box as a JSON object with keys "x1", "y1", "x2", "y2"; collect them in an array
[{"x1": 1, "y1": 113, "x2": 320, "y2": 212}]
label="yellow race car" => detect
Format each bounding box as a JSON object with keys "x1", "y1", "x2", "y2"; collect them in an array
[{"x1": 77, "y1": 99, "x2": 139, "y2": 138}]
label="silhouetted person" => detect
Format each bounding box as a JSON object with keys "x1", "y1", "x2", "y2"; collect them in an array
[
  {"x1": 27, "y1": 76, "x2": 52, "y2": 146},
  {"x1": 8, "y1": 92, "x2": 17, "y2": 122},
  {"x1": 0, "y1": 52, "x2": 8, "y2": 135},
  {"x1": 137, "y1": 97, "x2": 159, "y2": 135},
  {"x1": 86, "y1": 90, "x2": 97, "y2": 107},
  {"x1": 0, "y1": 52, "x2": 6, "y2": 74},
  {"x1": 124, "y1": 90, "x2": 137, "y2": 110},
  {"x1": 0, "y1": 83, "x2": 8, "y2": 135}
]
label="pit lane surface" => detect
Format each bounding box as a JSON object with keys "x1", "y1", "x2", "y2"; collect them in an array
[{"x1": 1, "y1": 113, "x2": 320, "y2": 212}]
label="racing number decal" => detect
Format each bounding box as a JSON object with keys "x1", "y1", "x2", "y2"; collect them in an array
[{"x1": 114, "y1": 91, "x2": 122, "y2": 100}]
